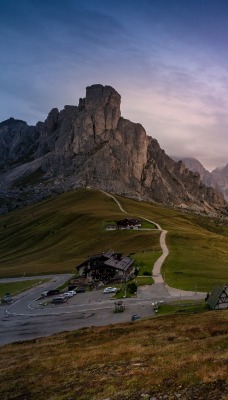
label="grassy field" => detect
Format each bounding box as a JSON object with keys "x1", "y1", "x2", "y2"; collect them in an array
[
  {"x1": 115, "y1": 195, "x2": 228, "y2": 291},
  {"x1": 0, "y1": 188, "x2": 228, "y2": 291},
  {"x1": 135, "y1": 276, "x2": 153, "y2": 285},
  {"x1": 132, "y1": 250, "x2": 162, "y2": 275},
  {"x1": 0, "y1": 279, "x2": 48, "y2": 298},
  {"x1": 0, "y1": 310, "x2": 227, "y2": 400},
  {"x1": 0, "y1": 189, "x2": 160, "y2": 277}
]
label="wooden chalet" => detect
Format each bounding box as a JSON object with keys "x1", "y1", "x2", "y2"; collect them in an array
[
  {"x1": 76, "y1": 251, "x2": 134, "y2": 283},
  {"x1": 206, "y1": 284, "x2": 228, "y2": 310},
  {"x1": 116, "y1": 218, "x2": 141, "y2": 230}
]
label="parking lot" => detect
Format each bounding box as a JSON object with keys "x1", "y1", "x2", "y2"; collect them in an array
[
  {"x1": 0, "y1": 276, "x2": 158, "y2": 345},
  {"x1": 0, "y1": 275, "x2": 206, "y2": 345}
]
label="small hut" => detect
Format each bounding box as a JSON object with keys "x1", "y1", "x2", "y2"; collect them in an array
[{"x1": 206, "y1": 284, "x2": 228, "y2": 310}]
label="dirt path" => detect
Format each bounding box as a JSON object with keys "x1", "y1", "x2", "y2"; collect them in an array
[
  {"x1": 101, "y1": 191, "x2": 168, "y2": 283},
  {"x1": 102, "y1": 191, "x2": 205, "y2": 297}
]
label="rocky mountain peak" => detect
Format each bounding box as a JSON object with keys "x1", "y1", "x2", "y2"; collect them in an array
[
  {"x1": 80, "y1": 84, "x2": 121, "y2": 132},
  {"x1": 0, "y1": 85, "x2": 227, "y2": 216},
  {"x1": 44, "y1": 108, "x2": 59, "y2": 133},
  {"x1": 213, "y1": 163, "x2": 228, "y2": 175},
  {"x1": 85, "y1": 84, "x2": 120, "y2": 107},
  {"x1": 0, "y1": 117, "x2": 28, "y2": 131}
]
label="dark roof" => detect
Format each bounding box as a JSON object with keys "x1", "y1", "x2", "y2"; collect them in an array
[
  {"x1": 206, "y1": 284, "x2": 228, "y2": 309},
  {"x1": 104, "y1": 256, "x2": 134, "y2": 272},
  {"x1": 77, "y1": 253, "x2": 110, "y2": 269},
  {"x1": 76, "y1": 251, "x2": 134, "y2": 272},
  {"x1": 104, "y1": 250, "x2": 115, "y2": 258},
  {"x1": 116, "y1": 218, "x2": 140, "y2": 226}
]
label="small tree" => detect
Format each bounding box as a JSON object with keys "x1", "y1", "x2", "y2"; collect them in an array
[{"x1": 127, "y1": 282, "x2": 137, "y2": 294}]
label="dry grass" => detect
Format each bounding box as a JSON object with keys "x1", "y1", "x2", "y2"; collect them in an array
[{"x1": 0, "y1": 311, "x2": 227, "y2": 399}]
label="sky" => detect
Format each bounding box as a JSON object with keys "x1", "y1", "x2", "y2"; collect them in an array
[{"x1": 1, "y1": 0, "x2": 228, "y2": 171}]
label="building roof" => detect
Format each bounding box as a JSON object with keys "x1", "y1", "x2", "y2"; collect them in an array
[
  {"x1": 206, "y1": 284, "x2": 228, "y2": 309},
  {"x1": 104, "y1": 250, "x2": 115, "y2": 258},
  {"x1": 76, "y1": 251, "x2": 134, "y2": 273},
  {"x1": 116, "y1": 218, "x2": 140, "y2": 226},
  {"x1": 104, "y1": 256, "x2": 134, "y2": 272}
]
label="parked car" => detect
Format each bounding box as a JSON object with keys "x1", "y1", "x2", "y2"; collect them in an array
[
  {"x1": 41, "y1": 291, "x2": 49, "y2": 298},
  {"x1": 63, "y1": 292, "x2": 74, "y2": 298},
  {"x1": 103, "y1": 287, "x2": 118, "y2": 294},
  {"x1": 1, "y1": 293, "x2": 13, "y2": 304},
  {"x1": 75, "y1": 286, "x2": 85, "y2": 293},
  {"x1": 68, "y1": 285, "x2": 76, "y2": 291},
  {"x1": 51, "y1": 297, "x2": 66, "y2": 304},
  {"x1": 131, "y1": 314, "x2": 141, "y2": 321},
  {"x1": 41, "y1": 289, "x2": 60, "y2": 298},
  {"x1": 67, "y1": 290, "x2": 76, "y2": 296},
  {"x1": 47, "y1": 289, "x2": 60, "y2": 296}
]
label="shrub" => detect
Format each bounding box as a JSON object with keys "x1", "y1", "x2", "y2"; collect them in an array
[{"x1": 127, "y1": 282, "x2": 137, "y2": 294}]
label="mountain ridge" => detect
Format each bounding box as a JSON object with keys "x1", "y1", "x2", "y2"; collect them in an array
[
  {"x1": 171, "y1": 156, "x2": 228, "y2": 201},
  {"x1": 0, "y1": 84, "x2": 227, "y2": 215}
]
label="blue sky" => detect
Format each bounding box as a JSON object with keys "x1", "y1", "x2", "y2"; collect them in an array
[{"x1": 1, "y1": 0, "x2": 228, "y2": 170}]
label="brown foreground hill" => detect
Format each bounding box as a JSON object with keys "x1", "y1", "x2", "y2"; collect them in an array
[{"x1": 0, "y1": 310, "x2": 227, "y2": 400}]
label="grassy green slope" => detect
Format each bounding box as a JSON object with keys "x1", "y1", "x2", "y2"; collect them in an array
[
  {"x1": 0, "y1": 189, "x2": 160, "y2": 277},
  {"x1": 0, "y1": 189, "x2": 228, "y2": 291},
  {"x1": 116, "y1": 195, "x2": 228, "y2": 291},
  {"x1": 0, "y1": 279, "x2": 48, "y2": 298}
]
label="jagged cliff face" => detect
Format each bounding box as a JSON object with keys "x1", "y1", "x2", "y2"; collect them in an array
[
  {"x1": 171, "y1": 157, "x2": 214, "y2": 188},
  {"x1": 0, "y1": 118, "x2": 39, "y2": 173},
  {"x1": 171, "y1": 156, "x2": 228, "y2": 201},
  {"x1": 0, "y1": 84, "x2": 227, "y2": 214}
]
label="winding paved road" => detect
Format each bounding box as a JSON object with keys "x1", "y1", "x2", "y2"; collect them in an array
[{"x1": 0, "y1": 191, "x2": 206, "y2": 345}]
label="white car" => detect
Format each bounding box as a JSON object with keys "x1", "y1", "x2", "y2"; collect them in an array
[
  {"x1": 103, "y1": 287, "x2": 118, "y2": 294},
  {"x1": 63, "y1": 292, "x2": 74, "y2": 298},
  {"x1": 67, "y1": 290, "x2": 76, "y2": 296}
]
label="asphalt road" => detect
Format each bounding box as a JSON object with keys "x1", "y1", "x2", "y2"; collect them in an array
[
  {"x1": 0, "y1": 193, "x2": 207, "y2": 346},
  {"x1": 0, "y1": 275, "x2": 205, "y2": 346}
]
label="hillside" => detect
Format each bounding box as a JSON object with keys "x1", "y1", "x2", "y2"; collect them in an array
[
  {"x1": 0, "y1": 189, "x2": 161, "y2": 277},
  {"x1": 0, "y1": 189, "x2": 228, "y2": 291},
  {"x1": 0, "y1": 84, "x2": 227, "y2": 215},
  {"x1": 0, "y1": 311, "x2": 227, "y2": 400}
]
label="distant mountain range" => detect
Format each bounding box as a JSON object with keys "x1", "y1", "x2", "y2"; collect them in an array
[
  {"x1": 171, "y1": 157, "x2": 228, "y2": 201},
  {"x1": 0, "y1": 84, "x2": 227, "y2": 215}
]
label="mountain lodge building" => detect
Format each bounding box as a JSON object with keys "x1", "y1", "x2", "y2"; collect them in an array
[{"x1": 76, "y1": 251, "x2": 134, "y2": 283}]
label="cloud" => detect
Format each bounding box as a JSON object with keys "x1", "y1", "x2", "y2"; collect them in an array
[{"x1": 1, "y1": 0, "x2": 228, "y2": 170}]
